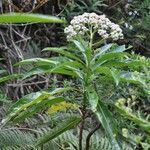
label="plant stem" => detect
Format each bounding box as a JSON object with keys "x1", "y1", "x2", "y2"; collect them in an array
[
  {"x1": 89, "y1": 28, "x2": 94, "y2": 50},
  {"x1": 85, "y1": 124, "x2": 101, "y2": 150},
  {"x1": 79, "y1": 27, "x2": 94, "y2": 150},
  {"x1": 79, "y1": 103, "x2": 86, "y2": 150}
]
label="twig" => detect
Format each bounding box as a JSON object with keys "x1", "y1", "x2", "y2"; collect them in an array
[
  {"x1": 29, "y1": 0, "x2": 49, "y2": 13},
  {"x1": 5, "y1": 0, "x2": 22, "y2": 12},
  {"x1": 108, "y1": 0, "x2": 124, "y2": 9},
  {"x1": 7, "y1": 80, "x2": 49, "y2": 87}
]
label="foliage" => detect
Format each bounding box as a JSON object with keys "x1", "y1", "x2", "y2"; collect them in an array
[
  {"x1": 0, "y1": 128, "x2": 36, "y2": 149},
  {"x1": 0, "y1": 13, "x2": 64, "y2": 24},
  {"x1": 3, "y1": 12, "x2": 149, "y2": 150},
  {"x1": 0, "y1": 5, "x2": 149, "y2": 150}
]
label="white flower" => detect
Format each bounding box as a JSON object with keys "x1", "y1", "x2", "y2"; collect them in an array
[
  {"x1": 128, "y1": 11, "x2": 133, "y2": 16},
  {"x1": 124, "y1": 22, "x2": 133, "y2": 30},
  {"x1": 98, "y1": 29, "x2": 107, "y2": 36},
  {"x1": 64, "y1": 12, "x2": 124, "y2": 41},
  {"x1": 129, "y1": 25, "x2": 133, "y2": 30}
]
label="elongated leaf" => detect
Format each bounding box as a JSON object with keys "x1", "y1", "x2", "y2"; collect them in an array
[
  {"x1": 73, "y1": 40, "x2": 88, "y2": 64},
  {"x1": 0, "y1": 74, "x2": 22, "y2": 83},
  {"x1": 93, "y1": 43, "x2": 113, "y2": 61},
  {"x1": 51, "y1": 66, "x2": 78, "y2": 77},
  {"x1": 95, "y1": 100, "x2": 121, "y2": 150},
  {"x1": 101, "y1": 59, "x2": 146, "y2": 68},
  {"x1": 110, "y1": 69, "x2": 121, "y2": 86},
  {"x1": 22, "y1": 66, "x2": 53, "y2": 79},
  {"x1": 12, "y1": 97, "x2": 66, "y2": 123},
  {"x1": 101, "y1": 61, "x2": 127, "y2": 68},
  {"x1": 95, "y1": 52, "x2": 127, "y2": 67},
  {"x1": 111, "y1": 45, "x2": 126, "y2": 53},
  {"x1": 63, "y1": 65, "x2": 83, "y2": 79},
  {"x1": 14, "y1": 58, "x2": 58, "y2": 66},
  {"x1": 115, "y1": 103, "x2": 150, "y2": 134},
  {"x1": 4, "y1": 88, "x2": 70, "y2": 123},
  {"x1": 62, "y1": 61, "x2": 84, "y2": 69},
  {"x1": 0, "y1": 13, "x2": 64, "y2": 24},
  {"x1": 47, "y1": 101, "x2": 79, "y2": 114},
  {"x1": 3, "y1": 92, "x2": 51, "y2": 123},
  {"x1": 95, "y1": 43, "x2": 113, "y2": 54},
  {"x1": 93, "y1": 44, "x2": 128, "y2": 62},
  {"x1": 86, "y1": 85, "x2": 99, "y2": 111},
  {"x1": 49, "y1": 62, "x2": 84, "y2": 78},
  {"x1": 73, "y1": 40, "x2": 85, "y2": 52},
  {"x1": 120, "y1": 72, "x2": 145, "y2": 86},
  {"x1": 9, "y1": 88, "x2": 70, "y2": 113},
  {"x1": 94, "y1": 66, "x2": 111, "y2": 75},
  {"x1": 50, "y1": 87, "x2": 73, "y2": 95},
  {"x1": 21, "y1": 63, "x2": 83, "y2": 79},
  {"x1": 9, "y1": 92, "x2": 42, "y2": 113},
  {"x1": 94, "y1": 66, "x2": 122, "y2": 85},
  {"x1": 36, "y1": 116, "x2": 81, "y2": 146},
  {"x1": 43, "y1": 47, "x2": 83, "y2": 63},
  {"x1": 43, "y1": 47, "x2": 67, "y2": 51}
]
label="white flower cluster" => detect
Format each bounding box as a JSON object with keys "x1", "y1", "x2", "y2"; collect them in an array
[{"x1": 64, "y1": 12, "x2": 124, "y2": 41}]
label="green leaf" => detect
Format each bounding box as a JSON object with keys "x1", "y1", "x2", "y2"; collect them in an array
[
  {"x1": 86, "y1": 85, "x2": 99, "y2": 110},
  {"x1": 111, "y1": 45, "x2": 126, "y2": 53},
  {"x1": 21, "y1": 62, "x2": 83, "y2": 79},
  {"x1": 9, "y1": 92, "x2": 42, "y2": 113},
  {"x1": 95, "y1": 100, "x2": 121, "y2": 150},
  {"x1": 43, "y1": 47, "x2": 83, "y2": 63},
  {"x1": 99, "y1": 59, "x2": 146, "y2": 69},
  {"x1": 73, "y1": 40, "x2": 85, "y2": 52},
  {"x1": 62, "y1": 61, "x2": 85, "y2": 69},
  {"x1": 14, "y1": 58, "x2": 58, "y2": 66},
  {"x1": 51, "y1": 66, "x2": 78, "y2": 77},
  {"x1": 9, "y1": 88, "x2": 69, "y2": 113},
  {"x1": 3, "y1": 92, "x2": 51, "y2": 123},
  {"x1": 97, "y1": 52, "x2": 126, "y2": 63},
  {"x1": 110, "y1": 69, "x2": 121, "y2": 86},
  {"x1": 36, "y1": 116, "x2": 81, "y2": 146},
  {"x1": 125, "y1": 60, "x2": 147, "y2": 67},
  {"x1": 12, "y1": 97, "x2": 66, "y2": 123},
  {"x1": 115, "y1": 102, "x2": 150, "y2": 134},
  {"x1": 93, "y1": 43, "x2": 113, "y2": 61},
  {"x1": 120, "y1": 72, "x2": 145, "y2": 86},
  {"x1": 22, "y1": 66, "x2": 53, "y2": 79},
  {"x1": 94, "y1": 66, "x2": 111, "y2": 75},
  {"x1": 94, "y1": 52, "x2": 127, "y2": 69},
  {"x1": 4, "y1": 88, "x2": 70, "y2": 123},
  {"x1": 50, "y1": 87, "x2": 73, "y2": 95},
  {"x1": 94, "y1": 67, "x2": 121, "y2": 85},
  {"x1": 0, "y1": 13, "x2": 64, "y2": 24},
  {"x1": 101, "y1": 61, "x2": 127, "y2": 68},
  {"x1": 73, "y1": 40, "x2": 88, "y2": 64},
  {"x1": 0, "y1": 74, "x2": 22, "y2": 83},
  {"x1": 43, "y1": 47, "x2": 67, "y2": 52}
]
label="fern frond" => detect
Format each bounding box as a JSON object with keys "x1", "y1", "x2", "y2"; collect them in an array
[{"x1": 0, "y1": 128, "x2": 36, "y2": 149}]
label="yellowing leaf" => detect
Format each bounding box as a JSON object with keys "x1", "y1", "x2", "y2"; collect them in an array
[{"x1": 47, "y1": 101, "x2": 78, "y2": 114}]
